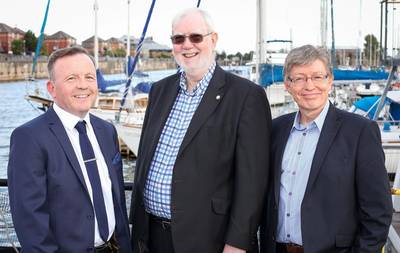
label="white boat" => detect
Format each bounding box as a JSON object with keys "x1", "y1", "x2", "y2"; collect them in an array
[
  {"x1": 355, "y1": 83, "x2": 382, "y2": 97},
  {"x1": 89, "y1": 93, "x2": 147, "y2": 157},
  {"x1": 112, "y1": 93, "x2": 148, "y2": 157}
]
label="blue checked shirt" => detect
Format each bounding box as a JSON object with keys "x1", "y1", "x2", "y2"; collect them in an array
[
  {"x1": 143, "y1": 63, "x2": 216, "y2": 219},
  {"x1": 276, "y1": 101, "x2": 330, "y2": 245}
]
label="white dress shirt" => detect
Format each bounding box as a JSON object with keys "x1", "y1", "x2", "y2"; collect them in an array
[{"x1": 53, "y1": 103, "x2": 115, "y2": 246}]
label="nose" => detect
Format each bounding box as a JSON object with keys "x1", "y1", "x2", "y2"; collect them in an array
[
  {"x1": 76, "y1": 77, "x2": 89, "y2": 89},
  {"x1": 303, "y1": 77, "x2": 315, "y2": 89},
  {"x1": 181, "y1": 37, "x2": 194, "y2": 49}
]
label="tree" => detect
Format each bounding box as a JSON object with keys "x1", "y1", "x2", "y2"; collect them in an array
[
  {"x1": 40, "y1": 44, "x2": 48, "y2": 56},
  {"x1": 11, "y1": 39, "x2": 24, "y2": 55},
  {"x1": 24, "y1": 30, "x2": 37, "y2": 54},
  {"x1": 363, "y1": 34, "x2": 379, "y2": 66},
  {"x1": 106, "y1": 48, "x2": 126, "y2": 57},
  {"x1": 243, "y1": 51, "x2": 254, "y2": 62},
  {"x1": 216, "y1": 50, "x2": 226, "y2": 61}
]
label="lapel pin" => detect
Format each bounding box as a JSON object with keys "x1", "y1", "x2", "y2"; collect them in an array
[{"x1": 216, "y1": 95, "x2": 221, "y2": 100}]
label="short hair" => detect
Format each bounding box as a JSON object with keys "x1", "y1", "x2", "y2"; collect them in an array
[
  {"x1": 47, "y1": 46, "x2": 95, "y2": 81},
  {"x1": 171, "y1": 8, "x2": 215, "y2": 34},
  {"x1": 283, "y1": 45, "x2": 332, "y2": 80}
]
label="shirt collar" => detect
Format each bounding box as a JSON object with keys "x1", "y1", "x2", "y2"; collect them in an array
[
  {"x1": 292, "y1": 100, "x2": 330, "y2": 131},
  {"x1": 53, "y1": 103, "x2": 91, "y2": 131},
  {"x1": 179, "y1": 62, "x2": 216, "y2": 96}
]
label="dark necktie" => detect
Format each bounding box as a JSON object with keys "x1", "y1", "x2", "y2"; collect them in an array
[{"x1": 75, "y1": 121, "x2": 109, "y2": 242}]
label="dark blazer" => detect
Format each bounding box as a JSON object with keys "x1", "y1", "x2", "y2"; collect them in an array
[
  {"x1": 130, "y1": 65, "x2": 272, "y2": 253},
  {"x1": 8, "y1": 107, "x2": 132, "y2": 253},
  {"x1": 260, "y1": 104, "x2": 392, "y2": 253}
]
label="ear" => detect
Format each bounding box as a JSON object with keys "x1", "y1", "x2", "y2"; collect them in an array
[
  {"x1": 327, "y1": 74, "x2": 334, "y2": 90},
  {"x1": 47, "y1": 80, "x2": 56, "y2": 99},
  {"x1": 283, "y1": 80, "x2": 290, "y2": 91},
  {"x1": 211, "y1": 32, "x2": 218, "y2": 48}
]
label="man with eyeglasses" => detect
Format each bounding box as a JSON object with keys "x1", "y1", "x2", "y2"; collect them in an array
[
  {"x1": 130, "y1": 8, "x2": 271, "y2": 253},
  {"x1": 259, "y1": 44, "x2": 392, "y2": 253}
]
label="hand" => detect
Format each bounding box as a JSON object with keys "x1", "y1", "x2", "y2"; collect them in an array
[{"x1": 222, "y1": 244, "x2": 246, "y2": 253}]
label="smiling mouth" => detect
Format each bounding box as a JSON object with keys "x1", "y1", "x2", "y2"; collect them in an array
[
  {"x1": 74, "y1": 94, "x2": 90, "y2": 99},
  {"x1": 183, "y1": 52, "x2": 198, "y2": 58}
]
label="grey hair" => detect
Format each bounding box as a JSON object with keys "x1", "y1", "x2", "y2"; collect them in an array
[
  {"x1": 283, "y1": 45, "x2": 333, "y2": 80},
  {"x1": 171, "y1": 8, "x2": 215, "y2": 34},
  {"x1": 47, "y1": 46, "x2": 95, "y2": 81}
]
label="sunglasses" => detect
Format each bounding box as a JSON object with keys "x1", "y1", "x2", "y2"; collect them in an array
[{"x1": 170, "y1": 32, "x2": 213, "y2": 45}]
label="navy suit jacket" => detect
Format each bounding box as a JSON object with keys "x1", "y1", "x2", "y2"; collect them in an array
[
  {"x1": 8, "y1": 107, "x2": 132, "y2": 253},
  {"x1": 130, "y1": 65, "x2": 272, "y2": 253},
  {"x1": 260, "y1": 104, "x2": 392, "y2": 253}
]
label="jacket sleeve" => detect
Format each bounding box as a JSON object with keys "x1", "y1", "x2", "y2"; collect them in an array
[
  {"x1": 354, "y1": 120, "x2": 392, "y2": 252},
  {"x1": 8, "y1": 127, "x2": 59, "y2": 253},
  {"x1": 225, "y1": 85, "x2": 272, "y2": 250}
]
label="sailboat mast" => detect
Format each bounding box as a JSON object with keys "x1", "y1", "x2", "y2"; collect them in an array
[
  {"x1": 256, "y1": 0, "x2": 267, "y2": 84},
  {"x1": 126, "y1": 0, "x2": 131, "y2": 76},
  {"x1": 357, "y1": 0, "x2": 363, "y2": 69},
  {"x1": 320, "y1": 0, "x2": 328, "y2": 48},
  {"x1": 94, "y1": 0, "x2": 99, "y2": 68},
  {"x1": 330, "y1": 0, "x2": 336, "y2": 68}
]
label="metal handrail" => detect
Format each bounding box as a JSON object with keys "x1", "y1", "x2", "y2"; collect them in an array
[{"x1": 0, "y1": 179, "x2": 133, "y2": 190}]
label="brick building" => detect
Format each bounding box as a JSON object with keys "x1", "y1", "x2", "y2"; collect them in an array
[
  {"x1": 120, "y1": 35, "x2": 171, "y2": 59},
  {"x1": 43, "y1": 31, "x2": 76, "y2": 55},
  {"x1": 82, "y1": 36, "x2": 107, "y2": 56},
  {"x1": 106, "y1": 37, "x2": 124, "y2": 51},
  {"x1": 0, "y1": 23, "x2": 25, "y2": 53}
]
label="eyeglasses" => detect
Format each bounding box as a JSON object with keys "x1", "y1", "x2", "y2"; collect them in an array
[
  {"x1": 170, "y1": 32, "x2": 213, "y2": 45},
  {"x1": 287, "y1": 74, "x2": 329, "y2": 86}
]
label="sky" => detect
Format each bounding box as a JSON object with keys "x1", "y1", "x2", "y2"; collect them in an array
[{"x1": 1, "y1": 0, "x2": 399, "y2": 55}]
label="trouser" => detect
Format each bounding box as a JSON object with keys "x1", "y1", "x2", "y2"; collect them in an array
[{"x1": 149, "y1": 214, "x2": 175, "y2": 253}]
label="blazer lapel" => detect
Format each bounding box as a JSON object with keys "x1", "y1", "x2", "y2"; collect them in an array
[
  {"x1": 177, "y1": 65, "x2": 225, "y2": 157},
  {"x1": 46, "y1": 108, "x2": 88, "y2": 193},
  {"x1": 303, "y1": 104, "x2": 342, "y2": 200},
  {"x1": 274, "y1": 114, "x2": 295, "y2": 204},
  {"x1": 91, "y1": 115, "x2": 121, "y2": 204}
]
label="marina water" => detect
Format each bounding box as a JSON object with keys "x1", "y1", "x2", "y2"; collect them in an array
[{"x1": 0, "y1": 69, "x2": 180, "y2": 179}]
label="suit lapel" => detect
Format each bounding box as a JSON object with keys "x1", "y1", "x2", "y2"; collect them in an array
[
  {"x1": 46, "y1": 108, "x2": 88, "y2": 193},
  {"x1": 177, "y1": 65, "x2": 225, "y2": 157},
  {"x1": 91, "y1": 115, "x2": 121, "y2": 204},
  {"x1": 303, "y1": 104, "x2": 342, "y2": 200},
  {"x1": 274, "y1": 114, "x2": 295, "y2": 204}
]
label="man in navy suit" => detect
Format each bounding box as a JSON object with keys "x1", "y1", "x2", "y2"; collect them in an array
[
  {"x1": 260, "y1": 45, "x2": 392, "y2": 253},
  {"x1": 8, "y1": 47, "x2": 132, "y2": 253},
  {"x1": 130, "y1": 8, "x2": 271, "y2": 253}
]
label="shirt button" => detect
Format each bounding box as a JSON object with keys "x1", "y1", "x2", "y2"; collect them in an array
[
  {"x1": 292, "y1": 171, "x2": 296, "y2": 175},
  {"x1": 286, "y1": 213, "x2": 290, "y2": 217},
  {"x1": 289, "y1": 192, "x2": 292, "y2": 196},
  {"x1": 303, "y1": 132, "x2": 306, "y2": 136},
  {"x1": 287, "y1": 234, "x2": 290, "y2": 238},
  {"x1": 297, "y1": 151, "x2": 301, "y2": 155}
]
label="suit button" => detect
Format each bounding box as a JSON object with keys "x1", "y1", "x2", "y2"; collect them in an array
[
  {"x1": 274, "y1": 205, "x2": 278, "y2": 210},
  {"x1": 87, "y1": 214, "x2": 93, "y2": 219},
  {"x1": 87, "y1": 247, "x2": 94, "y2": 252},
  {"x1": 272, "y1": 236, "x2": 275, "y2": 241}
]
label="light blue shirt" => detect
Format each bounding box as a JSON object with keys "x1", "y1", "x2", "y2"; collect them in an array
[
  {"x1": 276, "y1": 101, "x2": 330, "y2": 245},
  {"x1": 143, "y1": 63, "x2": 216, "y2": 219}
]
